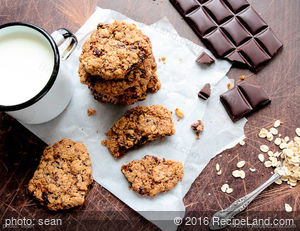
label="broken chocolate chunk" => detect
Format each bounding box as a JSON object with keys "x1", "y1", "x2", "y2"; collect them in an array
[
  {"x1": 198, "y1": 83, "x2": 211, "y2": 100},
  {"x1": 196, "y1": 52, "x2": 215, "y2": 64},
  {"x1": 220, "y1": 82, "x2": 271, "y2": 122}
]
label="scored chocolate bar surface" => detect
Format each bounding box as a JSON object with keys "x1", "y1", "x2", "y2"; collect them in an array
[
  {"x1": 170, "y1": 0, "x2": 282, "y2": 71},
  {"x1": 220, "y1": 81, "x2": 271, "y2": 122}
]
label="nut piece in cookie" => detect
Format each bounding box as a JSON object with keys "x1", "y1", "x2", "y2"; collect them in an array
[
  {"x1": 28, "y1": 139, "x2": 93, "y2": 211},
  {"x1": 121, "y1": 155, "x2": 183, "y2": 197},
  {"x1": 103, "y1": 105, "x2": 175, "y2": 158},
  {"x1": 191, "y1": 120, "x2": 204, "y2": 139}
]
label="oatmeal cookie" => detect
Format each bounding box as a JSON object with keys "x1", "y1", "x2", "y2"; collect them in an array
[
  {"x1": 79, "y1": 55, "x2": 160, "y2": 105},
  {"x1": 79, "y1": 20, "x2": 152, "y2": 80},
  {"x1": 28, "y1": 139, "x2": 93, "y2": 211},
  {"x1": 121, "y1": 155, "x2": 183, "y2": 196},
  {"x1": 103, "y1": 105, "x2": 175, "y2": 158}
]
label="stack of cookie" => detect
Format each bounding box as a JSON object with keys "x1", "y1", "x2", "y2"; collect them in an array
[{"x1": 78, "y1": 20, "x2": 161, "y2": 105}]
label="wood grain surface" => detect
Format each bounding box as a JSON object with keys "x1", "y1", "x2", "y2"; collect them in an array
[{"x1": 0, "y1": 0, "x2": 299, "y2": 230}]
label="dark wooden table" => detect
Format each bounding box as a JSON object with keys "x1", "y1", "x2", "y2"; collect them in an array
[{"x1": 0, "y1": 0, "x2": 299, "y2": 230}]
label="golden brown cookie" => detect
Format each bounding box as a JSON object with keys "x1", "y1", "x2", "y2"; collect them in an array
[
  {"x1": 121, "y1": 155, "x2": 183, "y2": 196},
  {"x1": 79, "y1": 54, "x2": 160, "y2": 105},
  {"x1": 28, "y1": 139, "x2": 93, "y2": 211},
  {"x1": 79, "y1": 20, "x2": 152, "y2": 80},
  {"x1": 103, "y1": 105, "x2": 175, "y2": 158}
]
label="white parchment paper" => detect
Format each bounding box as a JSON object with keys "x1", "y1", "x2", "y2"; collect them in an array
[{"x1": 22, "y1": 7, "x2": 247, "y2": 231}]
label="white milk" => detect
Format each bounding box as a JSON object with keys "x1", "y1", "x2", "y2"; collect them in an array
[{"x1": 0, "y1": 26, "x2": 54, "y2": 106}]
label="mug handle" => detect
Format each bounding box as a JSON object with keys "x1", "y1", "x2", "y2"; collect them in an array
[{"x1": 51, "y1": 28, "x2": 78, "y2": 60}]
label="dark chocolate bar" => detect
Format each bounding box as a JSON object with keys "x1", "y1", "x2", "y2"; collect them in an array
[
  {"x1": 220, "y1": 81, "x2": 270, "y2": 121},
  {"x1": 196, "y1": 52, "x2": 215, "y2": 64},
  {"x1": 169, "y1": 0, "x2": 282, "y2": 71}
]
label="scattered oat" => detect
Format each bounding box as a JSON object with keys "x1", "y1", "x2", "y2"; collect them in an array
[
  {"x1": 260, "y1": 145, "x2": 269, "y2": 153},
  {"x1": 258, "y1": 154, "x2": 265, "y2": 162},
  {"x1": 270, "y1": 127, "x2": 278, "y2": 135},
  {"x1": 284, "y1": 203, "x2": 292, "y2": 213},
  {"x1": 239, "y1": 140, "x2": 245, "y2": 146},
  {"x1": 227, "y1": 82, "x2": 232, "y2": 90},
  {"x1": 249, "y1": 168, "x2": 256, "y2": 172},
  {"x1": 216, "y1": 163, "x2": 220, "y2": 171},
  {"x1": 296, "y1": 128, "x2": 300, "y2": 137},
  {"x1": 240, "y1": 75, "x2": 246, "y2": 80},
  {"x1": 264, "y1": 161, "x2": 272, "y2": 168},
  {"x1": 274, "y1": 137, "x2": 281, "y2": 146},
  {"x1": 279, "y1": 142, "x2": 287, "y2": 149},
  {"x1": 87, "y1": 108, "x2": 96, "y2": 116},
  {"x1": 226, "y1": 187, "x2": 233, "y2": 194},
  {"x1": 217, "y1": 170, "x2": 222, "y2": 175},
  {"x1": 275, "y1": 179, "x2": 282, "y2": 185},
  {"x1": 274, "y1": 151, "x2": 281, "y2": 157},
  {"x1": 232, "y1": 170, "x2": 245, "y2": 179},
  {"x1": 237, "y1": 160, "x2": 245, "y2": 168},
  {"x1": 221, "y1": 184, "x2": 229, "y2": 192},
  {"x1": 284, "y1": 136, "x2": 290, "y2": 142},
  {"x1": 258, "y1": 128, "x2": 268, "y2": 138},
  {"x1": 267, "y1": 132, "x2": 273, "y2": 141},
  {"x1": 267, "y1": 151, "x2": 274, "y2": 156},
  {"x1": 175, "y1": 108, "x2": 184, "y2": 121},
  {"x1": 274, "y1": 120, "x2": 281, "y2": 128}
]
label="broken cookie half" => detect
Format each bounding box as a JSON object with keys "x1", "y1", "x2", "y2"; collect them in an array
[
  {"x1": 121, "y1": 155, "x2": 183, "y2": 197},
  {"x1": 103, "y1": 105, "x2": 176, "y2": 158}
]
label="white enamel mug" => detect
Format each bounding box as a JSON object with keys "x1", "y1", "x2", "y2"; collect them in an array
[{"x1": 0, "y1": 22, "x2": 77, "y2": 124}]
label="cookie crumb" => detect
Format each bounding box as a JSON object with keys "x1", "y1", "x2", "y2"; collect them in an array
[
  {"x1": 240, "y1": 75, "x2": 246, "y2": 80},
  {"x1": 87, "y1": 108, "x2": 96, "y2": 116},
  {"x1": 161, "y1": 56, "x2": 166, "y2": 61},
  {"x1": 175, "y1": 108, "x2": 184, "y2": 121},
  {"x1": 101, "y1": 140, "x2": 107, "y2": 146},
  {"x1": 191, "y1": 120, "x2": 204, "y2": 139},
  {"x1": 227, "y1": 82, "x2": 232, "y2": 90}
]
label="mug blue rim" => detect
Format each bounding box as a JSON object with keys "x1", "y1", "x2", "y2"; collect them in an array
[{"x1": 0, "y1": 22, "x2": 60, "y2": 112}]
